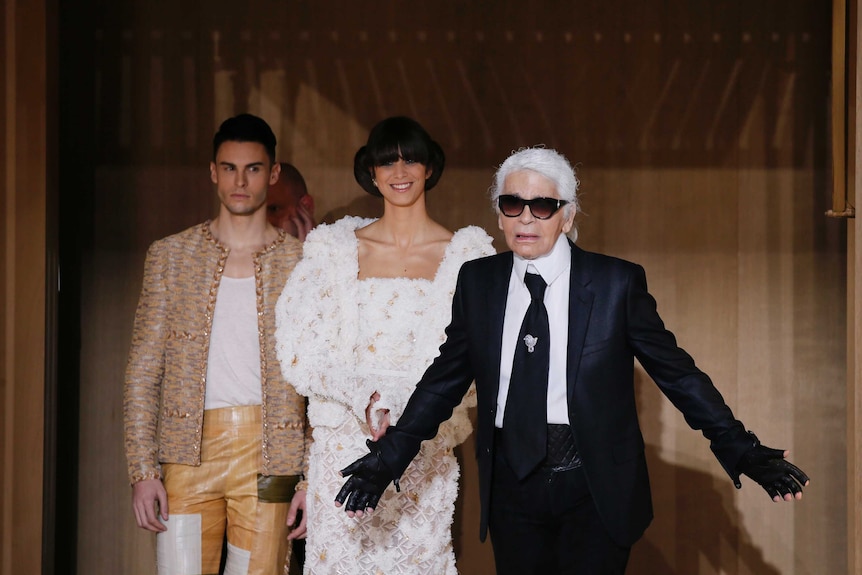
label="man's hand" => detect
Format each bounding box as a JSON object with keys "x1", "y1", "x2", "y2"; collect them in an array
[
  {"x1": 132, "y1": 478, "x2": 169, "y2": 532},
  {"x1": 291, "y1": 203, "x2": 316, "y2": 242},
  {"x1": 736, "y1": 432, "x2": 810, "y2": 501},
  {"x1": 287, "y1": 489, "x2": 307, "y2": 540},
  {"x1": 334, "y1": 439, "x2": 400, "y2": 518}
]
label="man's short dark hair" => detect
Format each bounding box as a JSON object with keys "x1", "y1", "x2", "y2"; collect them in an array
[{"x1": 213, "y1": 113, "x2": 277, "y2": 163}]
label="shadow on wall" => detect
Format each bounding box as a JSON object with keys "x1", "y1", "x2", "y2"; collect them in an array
[
  {"x1": 321, "y1": 194, "x2": 383, "y2": 224},
  {"x1": 629, "y1": 368, "x2": 780, "y2": 575}
]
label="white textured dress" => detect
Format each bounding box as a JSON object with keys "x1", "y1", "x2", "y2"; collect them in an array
[{"x1": 275, "y1": 216, "x2": 495, "y2": 575}]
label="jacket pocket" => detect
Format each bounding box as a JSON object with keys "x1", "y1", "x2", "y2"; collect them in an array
[{"x1": 581, "y1": 336, "x2": 613, "y2": 357}]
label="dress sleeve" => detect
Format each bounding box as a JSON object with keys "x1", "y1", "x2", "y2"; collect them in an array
[{"x1": 275, "y1": 221, "x2": 373, "y2": 426}]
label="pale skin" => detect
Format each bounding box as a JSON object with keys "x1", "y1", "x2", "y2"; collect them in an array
[
  {"x1": 495, "y1": 169, "x2": 575, "y2": 261},
  {"x1": 131, "y1": 140, "x2": 309, "y2": 537},
  {"x1": 339, "y1": 156, "x2": 452, "y2": 518},
  {"x1": 355, "y1": 158, "x2": 451, "y2": 281}
]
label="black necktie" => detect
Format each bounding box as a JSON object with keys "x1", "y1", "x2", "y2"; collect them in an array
[{"x1": 502, "y1": 271, "x2": 550, "y2": 480}]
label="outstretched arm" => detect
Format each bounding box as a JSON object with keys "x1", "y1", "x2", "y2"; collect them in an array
[{"x1": 623, "y1": 262, "x2": 811, "y2": 496}]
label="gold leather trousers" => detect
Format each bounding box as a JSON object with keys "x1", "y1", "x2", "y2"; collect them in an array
[{"x1": 158, "y1": 406, "x2": 293, "y2": 575}]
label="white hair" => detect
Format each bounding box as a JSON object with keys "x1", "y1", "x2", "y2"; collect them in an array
[{"x1": 489, "y1": 146, "x2": 581, "y2": 241}]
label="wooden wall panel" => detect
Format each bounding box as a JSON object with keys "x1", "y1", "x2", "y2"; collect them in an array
[
  {"x1": 1, "y1": 0, "x2": 49, "y2": 574},
  {"x1": 831, "y1": 0, "x2": 862, "y2": 572},
  {"x1": 570, "y1": 165, "x2": 845, "y2": 575},
  {"x1": 72, "y1": 2, "x2": 845, "y2": 574},
  {"x1": 0, "y1": 0, "x2": 7, "y2": 568},
  {"x1": 850, "y1": 0, "x2": 862, "y2": 570}
]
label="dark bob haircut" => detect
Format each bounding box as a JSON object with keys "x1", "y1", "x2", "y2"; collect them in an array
[
  {"x1": 353, "y1": 116, "x2": 445, "y2": 197},
  {"x1": 212, "y1": 113, "x2": 277, "y2": 163}
]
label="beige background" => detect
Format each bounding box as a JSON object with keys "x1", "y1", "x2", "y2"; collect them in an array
[{"x1": 1, "y1": 1, "x2": 853, "y2": 574}]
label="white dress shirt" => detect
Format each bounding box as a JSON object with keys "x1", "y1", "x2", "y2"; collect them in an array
[{"x1": 496, "y1": 234, "x2": 572, "y2": 427}]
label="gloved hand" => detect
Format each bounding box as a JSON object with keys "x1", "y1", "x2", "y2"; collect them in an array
[
  {"x1": 736, "y1": 432, "x2": 810, "y2": 501},
  {"x1": 335, "y1": 439, "x2": 400, "y2": 516}
]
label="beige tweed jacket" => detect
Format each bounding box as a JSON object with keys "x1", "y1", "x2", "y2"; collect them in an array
[{"x1": 124, "y1": 221, "x2": 309, "y2": 484}]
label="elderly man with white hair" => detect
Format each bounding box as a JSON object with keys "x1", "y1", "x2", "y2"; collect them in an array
[{"x1": 335, "y1": 146, "x2": 809, "y2": 575}]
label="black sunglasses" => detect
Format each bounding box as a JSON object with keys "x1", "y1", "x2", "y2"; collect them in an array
[{"x1": 497, "y1": 195, "x2": 568, "y2": 220}]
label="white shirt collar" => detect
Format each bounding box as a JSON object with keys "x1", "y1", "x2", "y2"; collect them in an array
[{"x1": 512, "y1": 234, "x2": 571, "y2": 287}]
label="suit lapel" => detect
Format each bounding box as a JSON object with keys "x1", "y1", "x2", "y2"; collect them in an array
[
  {"x1": 484, "y1": 253, "x2": 513, "y2": 399},
  {"x1": 566, "y1": 243, "x2": 594, "y2": 405}
]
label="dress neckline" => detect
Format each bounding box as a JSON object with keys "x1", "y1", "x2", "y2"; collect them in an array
[{"x1": 353, "y1": 226, "x2": 459, "y2": 285}]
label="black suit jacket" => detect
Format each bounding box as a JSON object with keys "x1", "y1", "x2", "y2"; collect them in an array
[{"x1": 378, "y1": 241, "x2": 753, "y2": 546}]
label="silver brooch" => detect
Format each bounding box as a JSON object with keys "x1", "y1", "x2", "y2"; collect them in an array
[{"x1": 523, "y1": 334, "x2": 538, "y2": 353}]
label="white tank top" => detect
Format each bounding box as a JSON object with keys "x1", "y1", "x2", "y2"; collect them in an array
[{"x1": 205, "y1": 275, "x2": 262, "y2": 409}]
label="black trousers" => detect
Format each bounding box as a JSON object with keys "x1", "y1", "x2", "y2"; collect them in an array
[{"x1": 488, "y1": 447, "x2": 631, "y2": 575}]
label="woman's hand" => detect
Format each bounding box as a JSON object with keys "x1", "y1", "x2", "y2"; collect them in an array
[{"x1": 365, "y1": 391, "x2": 391, "y2": 441}]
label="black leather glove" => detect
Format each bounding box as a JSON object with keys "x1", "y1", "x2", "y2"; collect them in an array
[
  {"x1": 736, "y1": 432, "x2": 810, "y2": 500},
  {"x1": 335, "y1": 439, "x2": 401, "y2": 514}
]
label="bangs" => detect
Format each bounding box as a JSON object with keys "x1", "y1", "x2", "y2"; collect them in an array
[{"x1": 366, "y1": 133, "x2": 431, "y2": 167}]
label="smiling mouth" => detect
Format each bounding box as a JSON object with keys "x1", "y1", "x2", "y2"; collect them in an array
[{"x1": 390, "y1": 182, "x2": 412, "y2": 191}]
